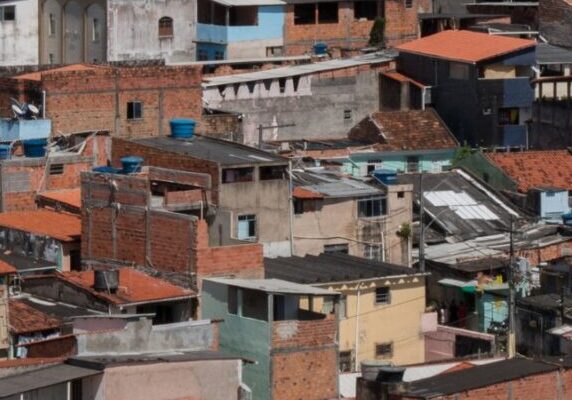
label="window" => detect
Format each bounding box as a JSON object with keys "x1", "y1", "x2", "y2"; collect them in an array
[
  {"x1": 159, "y1": 16, "x2": 174, "y2": 37},
  {"x1": 375, "y1": 287, "x2": 390, "y2": 305},
  {"x1": 215, "y1": 51, "x2": 224, "y2": 60},
  {"x1": 92, "y1": 18, "x2": 101, "y2": 42},
  {"x1": 127, "y1": 101, "x2": 143, "y2": 120},
  {"x1": 229, "y1": 6, "x2": 258, "y2": 26},
  {"x1": 449, "y1": 62, "x2": 469, "y2": 80},
  {"x1": 49, "y1": 164, "x2": 64, "y2": 175},
  {"x1": 318, "y1": 2, "x2": 338, "y2": 23},
  {"x1": 49, "y1": 13, "x2": 56, "y2": 36},
  {"x1": 339, "y1": 295, "x2": 347, "y2": 319},
  {"x1": 406, "y1": 156, "x2": 419, "y2": 173},
  {"x1": 237, "y1": 214, "x2": 256, "y2": 240},
  {"x1": 260, "y1": 165, "x2": 286, "y2": 180},
  {"x1": 49, "y1": 53, "x2": 55, "y2": 65},
  {"x1": 405, "y1": 0, "x2": 413, "y2": 8},
  {"x1": 358, "y1": 197, "x2": 386, "y2": 218},
  {"x1": 222, "y1": 167, "x2": 254, "y2": 183},
  {"x1": 266, "y1": 46, "x2": 283, "y2": 57},
  {"x1": 354, "y1": 1, "x2": 377, "y2": 20},
  {"x1": 364, "y1": 244, "x2": 381, "y2": 261},
  {"x1": 294, "y1": 3, "x2": 315, "y2": 24},
  {"x1": 339, "y1": 350, "x2": 353, "y2": 372},
  {"x1": 70, "y1": 379, "x2": 82, "y2": 400},
  {"x1": 198, "y1": 49, "x2": 208, "y2": 61},
  {"x1": 344, "y1": 109, "x2": 352, "y2": 120},
  {"x1": 0, "y1": 6, "x2": 15, "y2": 21},
  {"x1": 498, "y1": 107, "x2": 519, "y2": 125},
  {"x1": 397, "y1": 191, "x2": 404, "y2": 198},
  {"x1": 375, "y1": 342, "x2": 393, "y2": 359},
  {"x1": 324, "y1": 243, "x2": 349, "y2": 254}
]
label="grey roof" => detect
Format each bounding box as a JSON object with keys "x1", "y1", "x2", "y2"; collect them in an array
[
  {"x1": 265, "y1": 253, "x2": 423, "y2": 284},
  {"x1": 68, "y1": 350, "x2": 243, "y2": 369},
  {"x1": 0, "y1": 364, "x2": 101, "y2": 397},
  {"x1": 204, "y1": 277, "x2": 338, "y2": 295},
  {"x1": 518, "y1": 293, "x2": 572, "y2": 312},
  {"x1": 18, "y1": 296, "x2": 102, "y2": 320},
  {"x1": 293, "y1": 168, "x2": 383, "y2": 198},
  {"x1": 203, "y1": 51, "x2": 395, "y2": 87},
  {"x1": 399, "y1": 169, "x2": 519, "y2": 242},
  {"x1": 537, "y1": 43, "x2": 572, "y2": 65},
  {"x1": 132, "y1": 135, "x2": 287, "y2": 166},
  {"x1": 401, "y1": 358, "x2": 556, "y2": 399},
  {"x1": 0, "y1": 253, "x2": 56, "y2": 273}
]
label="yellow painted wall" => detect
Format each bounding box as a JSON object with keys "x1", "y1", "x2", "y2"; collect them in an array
[
  {"x1": 484, "y1": 64, "x2": 516, "y2": 79},
  {"x1": 326, "y1": 276, "x2": 426, "y2": 367}
]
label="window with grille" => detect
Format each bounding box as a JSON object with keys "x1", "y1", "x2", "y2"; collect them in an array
[
  {"x1": 159, "y1": 16, "x2": 174, "y2": 37},
  {"x1": 49, "y1": 164, "x2": 64, "y2": 175},
  {"x1": 364, "y1": 244, "x2": 381, "y2": 261},
  {"x1": 127, "y1": 102, "x2": 143, "y2": 120},
  {"x1": 375, "y1": 342, "x2": 393, "y2": 359},
  {"x1": 375, "y1": 287, "x2": 390, "y2": 305},
  {"x1": 339, "y1": 350, "x2": 353, "y2": 372},
  {"x1": 358, "y1": 197, "x2": 387, "y2": 218},
  {"x1": 324, "y1": 243, "x2": 349, "y2": 254}
]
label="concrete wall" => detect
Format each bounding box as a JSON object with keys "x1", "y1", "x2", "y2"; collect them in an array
[
  {"x1": 203, "y1": 64, "x2": 388, "y2": 145},
  {"x1": 0, "y1": 0, "x2": 39, "y2": 66},
  {"x1": 83, "y1": 359, "x2": 242, "y2": 400},
  {"x1": 341, "y1": 150, "x2": 456, "y2": 176},
  {"x1": 329, "y1": 275, "x2": 426, "y2": 366},
  {"x1": 107, "y1": 0, "x2": 197, "y2": 63}
]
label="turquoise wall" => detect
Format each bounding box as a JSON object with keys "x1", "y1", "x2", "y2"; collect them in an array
[
  {"x1": 201, "y1": 281, "x2": 271, "y2": 400},
  {"x1": 340, "y1": 150, "x2": 457, "y2": 176},
  {"x1": 477, "y1": 291, "x2": 508, "y2": 332}
]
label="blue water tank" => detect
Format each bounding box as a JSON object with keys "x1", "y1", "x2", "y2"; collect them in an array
[
  {"x1": 170, "y1": 119, "x2": 196, "y2": 139},
  {"x1": 314, "y1": 42, "x2": 328, "y2": 55},
  {"x1": 92, "y1": 166, "x2": 121, "y2": 174},
  {"x1": 373, "y1": 169, "x2": 397, "y2": 185},
  {"x1": 121, "y1": 156, "x2": 143, "y2": 174},
  {"x1": 563, "y1": 212, "x2": 572, "y2": 226},
  {"x1": 0, "y1": 145, "x2": 11, "y2": 160},
  {"x1": 23, "y1": 138, "x2": 47, "y2": 158}
]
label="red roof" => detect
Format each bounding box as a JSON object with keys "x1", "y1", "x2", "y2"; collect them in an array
[
  {"x1": 38, "y1": 189, "x2": 82, "y2": 211},
  {"x1": 382, "y1": 71, "x2": 428, "y2": 88},
  {"x1": 0, "y1": 260, "x2": 16, "y2": 275},
  {"x1": 59, "y1": 269, "x2": 195, "y2": 305},
  {"x1": 486, "y1": 150, "x2": 572, "y2": 192},
  {"x1": 0, "y1": 210, "x2": 81, "y2": 242},
  {"x1": 9, "y1": 300, "x2": 62, "y2": 334},
  {"x1": 396, "y1": 30, "x2": 535, "y2": 64},
  {"x1": 292, "y1": 187, "x2": 324, "y2": 199}
]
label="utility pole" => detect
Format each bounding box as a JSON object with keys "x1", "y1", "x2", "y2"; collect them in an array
[
  {"x1": 258, "y1": 123, "x2": 295, "y2": 149},
  {"x1": 508, "y1": 216, "x2": 516, "y2": 358},
  {"x1": 419, "y1": 172, "x2": 425, "y2": 272}
]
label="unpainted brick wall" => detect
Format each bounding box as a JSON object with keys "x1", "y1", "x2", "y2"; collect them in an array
[
  {"x1": 271, "y1": 315, "x2": 337, "y2": 349},
  {"x1": 25, "y1": 335, "x2": 78, "y2": 358}
]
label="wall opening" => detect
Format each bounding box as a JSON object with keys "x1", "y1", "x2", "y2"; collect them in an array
[
  {"x1": 318, "y1": 2, "x2": 338, "y2": 23},
  {"x1": 229, "y1": 6, "x2": 258, "y2": 26},
  {"x1": 294, "y1": 3, "x2": 315, "y2": 24},
  {"x1": 159, "y1": 16, "x2": 174, "y2": 37}
]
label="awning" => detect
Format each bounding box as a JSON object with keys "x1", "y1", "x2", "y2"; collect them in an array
[{"x1": 438, "y1": 278, "x2": 477, "y2": 293}]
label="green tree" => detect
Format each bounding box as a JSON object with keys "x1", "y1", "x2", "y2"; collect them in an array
[{"x1": 368, "y1": 17, "x2": 386, "y2": 47}]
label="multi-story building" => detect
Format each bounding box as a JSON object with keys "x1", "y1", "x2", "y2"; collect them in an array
[{"x1": 389, "y1": 30, "x2": 536, "y2": 147}]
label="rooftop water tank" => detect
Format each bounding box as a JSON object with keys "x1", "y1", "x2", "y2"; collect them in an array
[
  {"x1": 314, "y1": 42, "x2": 328, "y2": 55},
  {"x1": 372, "y1": 169, "x2": 397, "y2": 185},
  {"x1": 0, "y1": 144, "x2": 11, "y2": 160},
  {"x1": 94, "y1": 269, "x2": 119, "y2": 293},
  {"x1": 121, "y1": 156, "x2": 143, "y2": 174},
  {"x1": 23, "y1": 138, "x2": 47, "y2": 158},
  {"x1": 170, "y1": 119, "x2": 196, "y2": 139}
]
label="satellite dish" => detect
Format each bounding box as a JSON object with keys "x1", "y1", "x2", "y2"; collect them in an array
[
  {"x1": 27, "y1": 104, "x2": 39, "y2": 115},
  {"x1": 11, "y1": 104, "x2": 25, "y2": 117}
]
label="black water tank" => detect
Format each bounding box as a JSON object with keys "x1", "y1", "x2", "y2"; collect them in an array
[{"x1": 94, "y1": 269, "x2": 119, "y2": 293}]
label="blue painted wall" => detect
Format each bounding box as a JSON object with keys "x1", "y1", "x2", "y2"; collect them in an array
[
  {"x1": 0, "y1": 119, "x2": 51, "y2": 141},
  {"x1": 540, "y1": 190, "x2": 570, "y2": 221},
  {"x1": 228, "y1": 6, "x2": 284, "y2": 42},
  {"x1": 197, "y1": 23, "x2": 228, "y2": 45},
  {"x1": 196, "y1": 43, "x2": 227, "y2": 61}
]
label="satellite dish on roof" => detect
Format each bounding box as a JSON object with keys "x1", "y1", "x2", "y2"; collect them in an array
[
  {"x1": 27, "y1": 104, "x2": 39, "y2": 115},
  {"x1": 11, "y1": 104, "x2": 25, "y2": 118}
]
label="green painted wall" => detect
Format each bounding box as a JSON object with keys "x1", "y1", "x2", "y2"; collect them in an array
[
  {"x1": 340, "y1": 150, "x2": 457, "y2": 176},
  {"x1": 455, "y1": 151, "x2": 518, "y2": 193},
  {"x1": 201, "y1": 281, "x2": 271, "y2": 400}
]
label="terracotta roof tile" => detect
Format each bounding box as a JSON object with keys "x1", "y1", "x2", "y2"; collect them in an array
[
  {"x1": 9, "y1": 300, "x2": 62, "y2": 334},
  {"x1": 349, "y1": 109, "x2": 458, "y2": 151},
  {"x1": 0, "y1": 260, "x2": 17, "y2": 275},
  {"x1": 485, "y1": 150, "x2": 572, "y2": 192},
  {"x1": 396, "y1": 30, "x2": 535, "y2": 64},
  {"x1": 292, "y1": 187, "x2": 324, "y2": 199},
  {"x1": 0, "y1": 210, "x2": 81, "y2": 242},
  {"x1": 59, "y1": 269, "x2": 195, "y2": 305},
  {"x1": 382, "y1": 71, "x2": 428, "y2": 88},
  {"x1": 38, "y1": 189, "x2": 82, "y2": 211}
]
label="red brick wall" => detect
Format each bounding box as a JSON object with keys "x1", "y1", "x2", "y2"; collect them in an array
[
  {"x1": 517, "y1": 240, "x2": 572, "y2": 266},
  {"x1": 284, "y1": 0, "x2": 428, "y2": 55},
  {"x1": 112, "y1": 138, "x2": 221, "y2": 204},
  {"x1": 271, "y1": 315, "x2": 337, "y2": 349},
  {"x1": 25, "y1": 335, "x2": 77, "y2": 358},
  {"x1": 272, "y1": 348, "x2": 338, "y2": 400},
  {"x1": 40, "y1": 66, "x2": 202, "y2": 138}
]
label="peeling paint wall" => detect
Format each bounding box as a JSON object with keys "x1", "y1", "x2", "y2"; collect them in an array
[
  {"x1": 0, "y1": 0, "x2": 39, "y2": 66},
  {"x1": 107, "y1": 0, "x2": 196, "y2": 63}
]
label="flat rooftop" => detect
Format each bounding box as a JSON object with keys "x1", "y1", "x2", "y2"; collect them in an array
[
  {"x1": 132, "y1": 135, "x2": 287, "y2": 166},
  {"x1": 205, "y1": 277, "x2": 338, "y2": 296}
]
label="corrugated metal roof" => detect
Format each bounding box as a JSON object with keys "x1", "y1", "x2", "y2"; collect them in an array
[
  {"x1": 203, "y1": 51, "x2": 395, "y2": 86},
  {"x1": 536, "y1": 43, "x2": 572, "y2": 65},
  {"x1": 292, "y1": 169, "x2": 383, "y2": 198},
  {"x1": 205, "y1": 278, "x2": 338, "y2": 295},
  {"x1": 0, "y1": 364, "x2": 101, "y2": 397}
]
